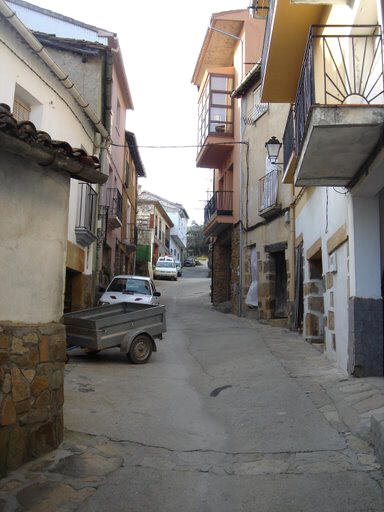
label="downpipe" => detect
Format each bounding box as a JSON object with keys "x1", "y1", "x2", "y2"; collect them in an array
[{"x1": 237, "y1": 97, "x2": 246, "y2": 317}]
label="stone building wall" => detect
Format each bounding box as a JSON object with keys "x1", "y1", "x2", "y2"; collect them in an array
[
  {"x1": 211, "y1": 227, "x2": 233, "y2": 306},
  {"x1": 230, "y1": 225, "x2": 241, "y2": 315},
  {"x1": 0, "y1": 323, "x2": 65, "y2": 476}
]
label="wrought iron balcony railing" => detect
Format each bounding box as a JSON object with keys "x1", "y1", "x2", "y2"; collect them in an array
[
  {"x1": 204, "y1": 191, "x2": 233, "y2": 225},
  {"x1": 75, "y1": 183, "x2": 97, "y2": 246},
  {"x1": 106, "y1": 187, "x2": 123, "y2": 223},
  {"x1": 295, "y1": 25, "x2": 383, "y2": 153},
  {"x1": 283, "y1": 106, "x2": 295, "y2": 172},
  {"x1": 258, "y1": 169, "x2": 279, "y2": 216}
]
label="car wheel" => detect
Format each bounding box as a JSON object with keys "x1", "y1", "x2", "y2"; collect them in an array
[{"x1": 128, "y1": 335, "x2": 153, "y2": 364}]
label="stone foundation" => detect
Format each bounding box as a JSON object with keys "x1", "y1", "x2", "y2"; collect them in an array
[
  {"x1": 348, "y1": 297, "x2": 383, "y2": 377},
  {"x1": 0, "y1": 322, "x2": 65, "y2": 476}
]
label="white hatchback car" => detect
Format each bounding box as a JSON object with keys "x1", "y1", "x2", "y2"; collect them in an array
[
  {"x1": 154, "y1": 259, "x2": 178, "y2": 281},
  {"x1": 99, "y1": 275, "x2": 161, "y2": 306}
]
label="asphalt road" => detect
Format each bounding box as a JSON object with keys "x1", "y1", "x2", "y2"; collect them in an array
[{"x1": 60, "y1": 265, "x2": 384, "y2": 512}]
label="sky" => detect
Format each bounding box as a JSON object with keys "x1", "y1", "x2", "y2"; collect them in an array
[{"x1": 23, "y1": 0, "x2": 248, "y2": 224}]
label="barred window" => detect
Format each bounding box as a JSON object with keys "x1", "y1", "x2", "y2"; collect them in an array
[{"x1": 13, "y1": 98, "x2": 30, "y2": 122}]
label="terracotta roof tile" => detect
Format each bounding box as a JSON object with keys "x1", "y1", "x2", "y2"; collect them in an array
[{"x1": 0, "y1": 103, "x2": 107, "y2": 184}]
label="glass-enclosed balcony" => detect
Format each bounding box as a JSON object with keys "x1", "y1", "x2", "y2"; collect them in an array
[{"x1": 196, "y1": 74, "x2": 235, "y2": 168}]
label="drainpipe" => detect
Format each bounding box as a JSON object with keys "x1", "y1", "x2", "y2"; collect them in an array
[
  {"x1": 238, "y1": 97, "x2": 245, "y2": 317},
  {"x1": 0, "y1": 0, "x2": 110, "y2": 142},
  {"x1": 208, "y1": 25, "x2": 245, "y2": 316},
  {"x1": 289, "y1": 183, "x2": 296, "y2": 322}
]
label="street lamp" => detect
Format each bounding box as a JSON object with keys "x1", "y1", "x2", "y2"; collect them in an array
[{"x1": 265, "y1": 136, "x2": 282, "y2": 164}]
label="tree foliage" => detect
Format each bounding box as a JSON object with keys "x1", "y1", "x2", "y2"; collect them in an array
[{"x1": 187, "y1": 222, "x2": 209, "y2": 257}]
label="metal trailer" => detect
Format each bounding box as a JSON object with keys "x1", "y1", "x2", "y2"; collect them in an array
[{"x1": 63, "y1": 302, "x2": 166, "y2": 364}]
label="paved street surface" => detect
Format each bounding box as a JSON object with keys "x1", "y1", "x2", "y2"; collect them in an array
[{"x1": 2, "y1": 265, "x2": 384, "y2": 511}]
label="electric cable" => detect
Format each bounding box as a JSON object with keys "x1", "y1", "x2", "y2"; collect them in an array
[{"x1": 109, "y1": 141, "x2": 249, "y2": 149}]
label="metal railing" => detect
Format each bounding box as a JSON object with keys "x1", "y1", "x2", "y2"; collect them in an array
[
  {"x1": 106, "y1": 187, "x2": 123, "y2": 222},
  {"x1": 295, "y1": 25, "x2": 383, "y2": 153},
  {"x1": 204, "y1": 191, "x2": 233, "y2": 225},
  {"x1": 76, "y1": 183, "x2": 97, "y2": 233},
  {"x1": 258, "y1": 169, "x2": 279, "y2": 213},
  {"x1": 283, "y1": 107, "x2": 295, "y2": 172},
  {"x1": 243, "y1": 103, "x2": 269, "y2": 125}
]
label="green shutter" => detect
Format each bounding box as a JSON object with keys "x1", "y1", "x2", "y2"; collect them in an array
[{"x1": 136, "y1": 244, "x2": 151, "y2": 262}]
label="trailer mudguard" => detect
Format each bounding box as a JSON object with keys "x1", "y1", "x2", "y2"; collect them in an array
[{"x1": 120, "y1": 330, "x2": 157, "y2": 354}]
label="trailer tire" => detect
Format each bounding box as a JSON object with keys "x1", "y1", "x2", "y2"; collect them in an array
[{"x1": 128, "y1": 335, "x2": 153, "y2": 364}]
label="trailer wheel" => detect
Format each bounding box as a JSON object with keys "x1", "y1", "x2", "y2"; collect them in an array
[{"x1": 128, "y1": 335, "x2": 153, "y2": 364}]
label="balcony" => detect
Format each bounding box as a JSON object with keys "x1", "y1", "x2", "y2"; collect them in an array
[
  {"x1": 293, "y1": 25, "x2": 384, "y2": 186},
  {"x1": 196, "y1": 74, "x2": 235, "y2": 168},
  {"x1": 123, "y1": 223, "x2": 138, "y2": 254},
  {"x1": 258, "y1": 170, "x2": 281, "y2": 218},
  {"x1": 75, "y1": 183, "x2": 97, "y2": 247},
  {"x1": 203, "y1": 191, "x2": 233, "y2": 237},
  {"x1": 106, "y1": 187, "x2": 123, "y2": 229}
]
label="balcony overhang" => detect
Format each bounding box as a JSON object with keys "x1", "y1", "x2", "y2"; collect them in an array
[
  {"x1": 122, "y1": 239, "x2": 136, "y2": 254},
  {"x1": 203, "y1": 213, "x2": 234, "y2": 238},
  {"x1": 261, "y1": 0, "x2": 325, "y2": 103},
  {"x1": 74, "y1": 227, "x2": 97, "y2": 247},
  {"x1": 171, "y1": 234, "x2": 187, "y2": 251},
  {"x1": 294, "y1": 105, "x2": 384, "y2": 186},
  {"x1": 196, "y1": 136, "x2": 234, "y2": 169},
  {"x1": 259, "y1": 204, "x2": 281, "y2": 219},
  {"x1": 107, "y1": 215, "x2": 122, "y2": 230}
]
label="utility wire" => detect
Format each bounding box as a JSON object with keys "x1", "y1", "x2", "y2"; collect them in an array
[{"x1": 110, "y1": 141, "x2": 248, "y2": 149}]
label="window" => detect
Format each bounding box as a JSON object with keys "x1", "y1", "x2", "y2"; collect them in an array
[
  {"x1": 197, "y1": 74, "x2": 234, "y2": 147},
  {"x1": 116, "y1": 99, "x2": 121, "y2": 133},
  {"x1": 13, "y1": 97, "x2": 30, "y2": 122},
  {"x1": 125, "y1": 162, "x2": 130, "y2": 188}
]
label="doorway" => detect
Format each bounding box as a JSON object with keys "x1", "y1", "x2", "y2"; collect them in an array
[{"x1": 272, "y1": 251, "x2": 287, "y2": 318}]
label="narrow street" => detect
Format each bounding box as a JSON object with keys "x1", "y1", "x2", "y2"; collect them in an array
[{"x1": 2, "y1": 266, "x2": 384, "y2": 511}]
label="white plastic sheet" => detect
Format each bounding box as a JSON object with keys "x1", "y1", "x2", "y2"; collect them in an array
[{"x1": 246, "y1": 246, "x2": 258, "y2": 307}]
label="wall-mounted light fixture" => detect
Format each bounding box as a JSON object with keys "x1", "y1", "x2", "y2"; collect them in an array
[{"x1": 265, "y1": 136, "x2": 282, "y2": 164}]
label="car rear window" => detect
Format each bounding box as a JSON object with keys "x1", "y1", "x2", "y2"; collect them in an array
[{"x1": 156, "y1": 261, "x2": 175, "y2": 268}]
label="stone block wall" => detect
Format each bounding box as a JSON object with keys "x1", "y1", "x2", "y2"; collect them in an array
[
  {"x1": 303, "y1": 279, "x2": 325, "y2": 343},
  {"x1": 212, "y1": 236, "x2": 231, "y2": 306},
  {"x1": 0, "y1": 323, "x2": 65, "y2": 476},
  {"x1": 230, "y1": 225, "x2": 240, "y2": 315}
]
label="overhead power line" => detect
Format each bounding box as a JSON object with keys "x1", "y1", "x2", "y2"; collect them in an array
[{"x1": 110, "y1": 141, "x2": 248, "y2": 149}]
